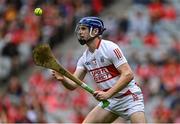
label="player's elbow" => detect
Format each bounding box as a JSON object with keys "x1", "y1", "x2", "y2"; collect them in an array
[{"x1": 124, "y1": 70, "x2": 134, "y2": 82}]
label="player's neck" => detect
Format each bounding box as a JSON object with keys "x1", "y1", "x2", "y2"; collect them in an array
[{"x1": 87, "y1": 38, "x2": 101, "y2": 53}]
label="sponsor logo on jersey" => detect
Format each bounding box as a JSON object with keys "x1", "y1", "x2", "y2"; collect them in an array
[
  {"x1": 85, "y1": 61, "x2": 91, "y2": 65},
  {"x1": 90, "y1": 67, "x2": 111, "y2": 83},
  {"x1": 89, "y1": 65, "x2": 119, "y2": 83},
  {"x1": 85, "y1": 58, "x2": 97, "y2": 65}
]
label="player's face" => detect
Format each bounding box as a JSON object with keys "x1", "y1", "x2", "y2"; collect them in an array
[{"x1": 76, "y1": 25, "x2": 90, "y2": 41}]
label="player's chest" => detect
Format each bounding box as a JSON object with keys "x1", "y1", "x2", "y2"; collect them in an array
[{"x1": 84, "y1": 51, "x2": 111, "y2": 70}]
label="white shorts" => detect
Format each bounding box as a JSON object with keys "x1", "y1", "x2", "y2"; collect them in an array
[{"x1": 98, "y1": 91, "x2": 145, "y2": 120}]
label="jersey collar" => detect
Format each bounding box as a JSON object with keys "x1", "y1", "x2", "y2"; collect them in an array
[{"x1": 96, "y1": 39, "x2": 101, "y2": 49}]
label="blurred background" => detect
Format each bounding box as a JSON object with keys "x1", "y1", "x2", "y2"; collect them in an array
[{"x1": 0, "y1": 0, "x2": 180, "y2": 123}]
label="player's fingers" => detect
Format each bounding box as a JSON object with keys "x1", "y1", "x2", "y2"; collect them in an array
[
  {"x1": 57, "y1": 77, "x2": 64, "y2": 80},
  {"x1": 93, "y1": 91, "x2": 99, "y2": 96},
  {"x1": 93, "y1": 91, "x2": 101, "y2": 98},
  {"x1": 93, "y1": 95, "x2": 101, "y2": 101},
  {"x1": 51, "y1": 70, "x2": 57, "y2": 77},
  {"x1": 52, "y1": 70, "x2": 61, "y2": 76},
  {"x1": 51, "y1": 70, "x2": 64, "y2": 80},
  {"x1": 51, "y1": 70, "x2": 57, "y2": 75}
]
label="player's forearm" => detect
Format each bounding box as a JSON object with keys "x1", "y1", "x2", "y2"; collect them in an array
[
  {"x1": 107, "y1": 71, "x2": 134, "y2": 97},
  {"x1": 59, "y1": 76, "x2": 78, "y2": 90},
  {"x1": 56, "y1": 68, "x2": 86, "y2": 90}
]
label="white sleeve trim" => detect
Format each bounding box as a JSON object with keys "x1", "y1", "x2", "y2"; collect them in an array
[{"x1": 114, "y1": 59, "x2": 127, "y2": 68}]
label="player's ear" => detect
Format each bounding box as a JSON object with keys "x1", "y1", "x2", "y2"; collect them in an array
[{"x1": 93, "y1": 28, "x2": 99, "y2": 35}]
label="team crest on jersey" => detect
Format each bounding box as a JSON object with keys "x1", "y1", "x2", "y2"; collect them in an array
[{"x1": 92, "y1": 58, "x2": 96, "y2": 65}]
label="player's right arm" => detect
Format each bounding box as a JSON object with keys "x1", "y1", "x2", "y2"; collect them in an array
[
  {"x1": 52, "y1": 67, "x2": 87, "y2": 90},
  {"x1": 52, "y1": 54, "x2": 86, "y2": 90}
]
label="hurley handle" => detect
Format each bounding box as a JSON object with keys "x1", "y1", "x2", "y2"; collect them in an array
[{"x1": 81, "y1": 83, "x2": 110, "y2": 108}]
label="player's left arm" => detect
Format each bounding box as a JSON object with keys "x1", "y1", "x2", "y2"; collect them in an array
[
  {"x1": 105, "y1": 43, "x2": 134, "y2": 97},
  {"x1": 94, "y1": 43, "x2": 134, "y2": 100},
  {"x1": 106, "y1": 63, "x2": 134, "y2": 98},
  {"x1": 94, "y1": 63, "x2": 134, "y2": 100}
]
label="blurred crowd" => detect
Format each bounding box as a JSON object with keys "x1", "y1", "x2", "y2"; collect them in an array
[
  {"x1": 103, "y1": 0, "x2": 180, "y2": 122},
  {"x1": 0, "y1": 0, "x2": 111, "y2": 82},
  {"x1": 0, "y1": 0, "x2": 180, "y2": 123},
  {"x1": 0, "y1": 0, "x2": 114, "y2": 123}
]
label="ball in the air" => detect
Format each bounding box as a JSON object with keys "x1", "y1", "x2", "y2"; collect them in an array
[{"x1": 34, "y1": 8, "x2": 43, "y2": 16}]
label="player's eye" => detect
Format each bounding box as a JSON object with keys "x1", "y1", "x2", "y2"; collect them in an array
[{"x1": 80, "y1": 27, "x2": 86, "y2": 30}]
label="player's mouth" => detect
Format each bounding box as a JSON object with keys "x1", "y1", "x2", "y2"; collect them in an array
[{"x1": 79, "y1": 36, "x2": 85, "y2": 39}]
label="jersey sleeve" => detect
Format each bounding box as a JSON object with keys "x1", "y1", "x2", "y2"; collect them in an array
[{"x1": 107, "y1": 43, "x2": 127, "y2": 68}]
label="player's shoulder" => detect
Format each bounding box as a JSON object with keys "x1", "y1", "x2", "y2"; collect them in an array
[
  {"x1": 101, "y1": 39, "x2": 119, "y2": 49},
  {"x1": 79, "y1": 48, "x2": 88, "y2": 58}
]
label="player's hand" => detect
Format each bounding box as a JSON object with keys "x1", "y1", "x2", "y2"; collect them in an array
[
  {"x1": 93, "y1": 91, "x2": 111, "y2": 101},
  {"x1": 51, "y1": 70, "x2": 65, "y2": 81}
]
